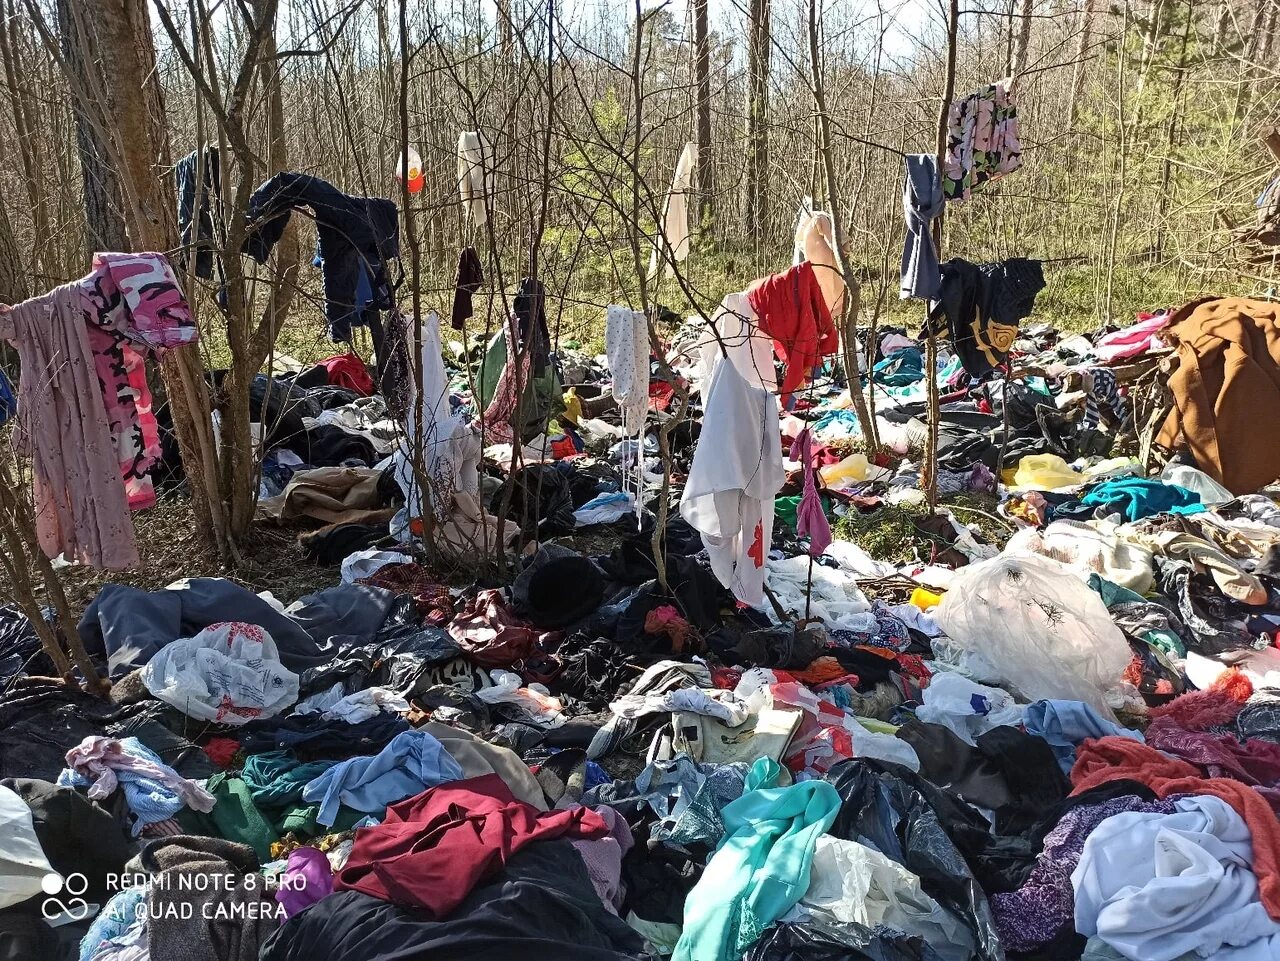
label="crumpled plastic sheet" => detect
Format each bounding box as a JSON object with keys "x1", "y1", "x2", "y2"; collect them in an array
[
  {"x1": 825, "y1": 759, "x2": 1005, "y2": 961},
  {"x1": 934, "y1": 552, "x2": 1131, "y2": 715},
  {"x1": 743, "y1": 920, "x2": 949, "y2": 961}
]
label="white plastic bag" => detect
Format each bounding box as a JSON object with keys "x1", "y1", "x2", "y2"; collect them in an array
[
  {"x1": 934, "y1": 553, "x2": 1131, "y2": 715},
  {"x1": 914, "y1": 671, "x2": 1024, "y2": 745},
  {"x1": 0, "y1": 785, "x2": 54, "y2": 909},
  {"x1": 142, "y1": 622, "x2": 299, "y2": 725},
  {"x1": 474, "y1": 669, "x2": 565, "y2": 727},
  {"x1": 801, "y1": 836, "x2": 976, "y2": 961}
]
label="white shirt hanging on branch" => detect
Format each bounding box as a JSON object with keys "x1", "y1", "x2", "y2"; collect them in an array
[
  {"x1": 649, "y1": 142, "x2": 698, "y2": 279},
  {"x1": 457, "y1": 131, "x2": 492, "y2": 227},
  {"x1": 680, "y1": 330, "x2": 784, "y2": 608}
]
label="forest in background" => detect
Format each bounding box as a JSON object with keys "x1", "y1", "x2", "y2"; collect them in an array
[
  {"x1": 0, "y1": 0, "x2": 1270, "y2": 585},
  {"x1": 0, "y1": 0, "x2": 1275, "y2": 363}
]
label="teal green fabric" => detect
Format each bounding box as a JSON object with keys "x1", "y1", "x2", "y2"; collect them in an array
[
  {"x1": 775, "y1": 494, "x2": 833, "y2": 531},
  {"x1": 205, "y1": 773, "x2": 276, "y2": 862},
  {"x1": 242, "y1": 751, "x2": 336, "y2": 808},
  {"x1": 672, "y1": 758, "x2": 840, "y2": 961},
  {"x1": 1080, "y1": 476, "x2": 1205, "y2": 523},
  {"x1": 241, "y1": 751, "x2": 359, "y2": 839}
]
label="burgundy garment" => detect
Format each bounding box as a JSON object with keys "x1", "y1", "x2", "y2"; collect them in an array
[
  {"x1": 789, "y1": 428, "x2": 832, "y2": 557},
  {"x1": 448, "y1": 589, "x2": 548, "y2": 667},
  {"x1": 1144, "y1": 715, "x2": 1280, "y2": 789},
  {"x1": 360, "y1": 562, "x2": 455, "y2": 626},
  {"x1": 334, "y1": 773, "x2": 608, "y2": 916},
  {"x1": 451, "y1": 246, "x2": 484, "y2": 330}
]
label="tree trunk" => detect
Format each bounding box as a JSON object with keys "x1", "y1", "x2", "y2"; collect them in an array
[
  {"x1": 922, "y1": 0, "x2": 959, "y2": 509},
  {"x1": 693, "y1": 0, "x2": 714, "y2": 228},
  {"x1": 55, "y1": 0, "x2": 129, "y2": 255},
  {"x1": 73, "y1": 0, "x2": 225, "y2": 549},
  {"x1": 745, "y1": 0, "x2": 771, "y2": 240},
  {"x1": 0, "y1": 196, "x2": 29, "y2": 305},
  {"x1": 807, "y1": 0, "x2": 876, "y2": 458},
  {"x1": 1068, "y1": 0, "x2": 1097, "y2": 126},
  {"x1": 1011, "y1": 0, "x2": 1034, "y2": 83}
]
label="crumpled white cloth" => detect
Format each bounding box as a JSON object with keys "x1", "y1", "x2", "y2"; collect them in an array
[
  {"x1": 1073, "y1": 795, "x2": 1280, "y2": 961},
  {"x1": 295, "y1": 683, "x2": 410, "y2": 724},
  {"x1": 766, "y1": 554, "x2": 872, "y2": 627},
  {"x1": 340, "y1": 549, "x2": 413, "y2": 584},
  {"x1": 611, "y1": 687, "x2": 752, "y2": 727}
]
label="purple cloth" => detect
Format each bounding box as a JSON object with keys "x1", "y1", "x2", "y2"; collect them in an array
[
  {"x1": 275, "y1": 846, "x2": 334, "y2": 919},
  {"x1": 789, "y1": 429, "x2": 832, "y2": 557},
  {"x1": 989, "y1": 795, "x2": 1177, "y2": 951},
  {"x1": 569, "y1": 805, "x2": 634, "y2": 914}
]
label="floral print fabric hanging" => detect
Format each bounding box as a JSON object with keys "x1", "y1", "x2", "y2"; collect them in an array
[{"x1": 942, "y1": 80, "x2": 1022, "y2": 201}]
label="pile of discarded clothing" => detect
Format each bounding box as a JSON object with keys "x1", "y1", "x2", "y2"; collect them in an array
[
  {"x1": 6, "y1": 281, "x2": 1280, "y2": 961},
  {"x1": 8, "y1": 139, "x2": 1280, "y2": 961}
]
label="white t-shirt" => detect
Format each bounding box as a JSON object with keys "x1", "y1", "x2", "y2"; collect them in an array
[{"x1": 680, "y1": 322, "x2": 783, "y2": 607}]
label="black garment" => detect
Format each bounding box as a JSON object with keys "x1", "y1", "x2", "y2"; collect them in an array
[
  {"x1": 175, "y1": 146, "x2": 222, "y2": 280},
  {"x1": 745, "y1": 921, "x2": 947, "y2": 961},
  {"x1": 513, "y1": 276, "x2": 552, "y2": 375},
  {"x1": 452, "y1": 246, "x2": 484, "y2": 330},
  {"x1": 77, "y1": 578, "x2": 345, "y2": 676},
  {"x1": 897, "y1": 720, "x2": 1016, "y2": 812},
  {"x1": 247, "y1": 373, "x2": 313, "y2": 453},
  {"x1": 733, "y1": 625, "x2": 826, "y2": 670},
  {"x1": 0, "y1": 907, "x2": 60, "y2": 961},
  {"x1": 512, "y1": 545, "x2": 606, "y2": 629},
  {"x1": 260, "y1": 841, "x2": 646, "y2": 961},
  {"x1": 1157, "y1": 559, "x2": 1257, "y2": 655},
  {"x1": 501, "y1": 464, "x2": 577, "y2": 535},
  {"x1": 0, "y1": 680, "x2": 141, "y2": 781},
  {"x1": 1, "y1": 777, "x2": 137, "y2": 902},
  {"x1": 297, "y1": 620, "x2": 461, "y2": 699},
  {"x1": 545, "y1": 634, "x2": 634, "y2": 704},
  {"x1": 295, "y1": 423, "x2": 378, "y2": 467},
  {"x1": 928, "y1": 258, "x2": 1046, "y2": 377},
  {"x1": 379, "y1": 307, "x2": 413, "y2": 420},
  {"x1": 237, "y1": 712, "x2": 409, "y2": 758},
  {"x1": 0, "y1": 605, "x2": 58, "y2": 683},
  {"x1": 826, "y1": 759, "x2": 1003, "y2": 961},
  {"x1": 974, "y1": 725, "x2": 1070, "y2": 837},
  {"x1": 299, "y1": 523, "x2": 387, "y2": 564},
  {"x1": 243, "y1": 173, "x2": 400, "y2": 342}
]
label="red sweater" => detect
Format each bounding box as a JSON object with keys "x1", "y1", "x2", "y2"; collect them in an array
[{"x1": 747, "y1": 261, "x2": 838, "y2": 403}]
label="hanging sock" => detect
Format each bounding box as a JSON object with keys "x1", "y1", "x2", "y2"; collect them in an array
[
  {"x1": 606, "y1": 306, "x2": 650, "y2": 524},
  {"x1": 790, "y1": 428, "x2": 832, "y2": 557}
]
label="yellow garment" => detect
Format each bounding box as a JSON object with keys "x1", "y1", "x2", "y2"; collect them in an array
[
  {"x1": 1003, "y1": 454, "x2": 1085, "y2": 491},
  {"x1": 562, "y1": 389, "x2": 582, "y2": 425},
  {"x1": 820, "y1": 453, "x2": 869, "y2": 488},
  {"x1": 909, "y1": 587, "x2": 942, "y2": 610}
]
